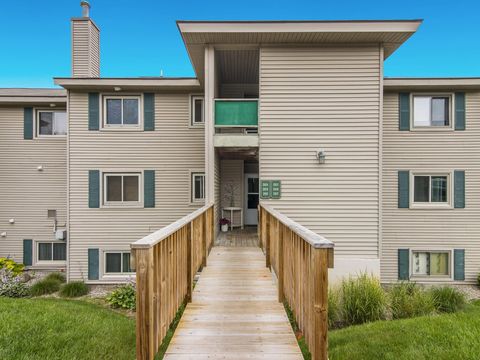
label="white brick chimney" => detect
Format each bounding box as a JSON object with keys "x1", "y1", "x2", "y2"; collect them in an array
[{"x1": 71, "y1": 1, "x2": 100, "y2": 77}]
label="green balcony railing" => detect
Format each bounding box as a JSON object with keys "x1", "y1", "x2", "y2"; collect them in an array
[{"x1": 214, "y1": 99, "x2": 258, "y2": 127}]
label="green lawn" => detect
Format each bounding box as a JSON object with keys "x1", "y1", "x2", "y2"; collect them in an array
[
  {"x1": 1, "y1": 297, "x2": 480, "y2": 360},
  {"x1": 0, "y1": 297, "x2": 136, "y2": 360},
  {"x1": 329, "y1": 301, "x2": 480, "y2": 360}
]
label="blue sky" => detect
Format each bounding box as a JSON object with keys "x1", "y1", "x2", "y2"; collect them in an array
[{"x1": 1, "y1": 0, "x2": 479, "y2": 87}]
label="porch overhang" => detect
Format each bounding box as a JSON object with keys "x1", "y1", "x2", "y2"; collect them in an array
[{"x1": 177, "y1": 19, "x2": 423, "y2": 83}]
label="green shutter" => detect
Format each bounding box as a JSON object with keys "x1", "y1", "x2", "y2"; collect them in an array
[
  {"x1": 144, "y1": 170, "x2": 155, "y2": 208},
  {"x1": 23, "y1": 239, "x2": 32, "y2": 266},
  {"x1": 88, "y1": 170, "x2": 100, "y2": 208},
  {"x1": 88, "y1": 248, "x2": 99, "y2": 280},
  {"x1": 399, "y1": 93, "x2": 410, "y2": 131},
  {"x1": 24, "y1": 108, "x2": 33, "y2": 139},
  {"x1": 398, "y1": 171, "x2": 410, "y2": 208},
  {"x1": 144, "y1": 93, "x2": 155, "y2": 131},
  {"x1": 88, "y1": 93, "x2": 100, "y2": 130},
  {"x1": 454, "y1": 170, "x2": 465, "y2": 209},
  {"x1": 398, "y1": 249, "x2": 410, "y2": 280},
  {"x1": 455, "y1": 92, "x2": 465, "y2": 131},
  {"x1": 453, "y1": 249, "x2": 465, "y2": 281}
]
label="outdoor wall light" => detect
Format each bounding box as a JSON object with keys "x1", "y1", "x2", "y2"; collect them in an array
[
  {"x1": 37, "y1": 165, "x2": 44, "y2": 171},
  {"x1": 316, "y1": 149, "x2": 326, "y2": 164},
  {"x1": 114, "y1": 87, "x2": 122, "y2": 92},
  {"x1": 1, "y1": 232, "x2": 6, "y2": 238},
  {"x1": 9, "y1": 219, "x2": 14, "y2": 224}
]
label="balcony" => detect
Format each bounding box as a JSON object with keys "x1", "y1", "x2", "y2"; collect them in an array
[{"x1": 214, "y1": 99, "x2": 258, "y2": 128}]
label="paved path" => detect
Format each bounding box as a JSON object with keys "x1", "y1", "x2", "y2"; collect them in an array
[{"x1": 164, "y1": 246, "x2": 303, "y2": 359}]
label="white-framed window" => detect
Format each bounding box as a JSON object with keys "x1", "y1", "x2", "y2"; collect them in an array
[
  {"x1": 412, "y1": 173, "x2": 451, "y2": 206},
  {"x1": 190, "y1": 95, "x2": 204, "y2": 125},
  {"x1": 104, "y1": 251, "x2": 133, "y2": 274},
  {"x1": 191, "y1": 172, "x2": 205, "y2": 202},
  {"x1": 37, "y1": 241, "x2": 66, "y2": 262},
  {"x1": 412, "y1": 95, "x2": 452, "y2": 128},
  {"x1": 411, "y1": 250, "x2": 451, "y2": 277},
  {"x1": 103, "y1": 95, "x2": 141, "y2": 128},
  {"x1": 103, "y1": 172, "x2": 142, "y2": 206},
  {"x1": 36, "y1": 110, "x2": 67, "y2": 136}
]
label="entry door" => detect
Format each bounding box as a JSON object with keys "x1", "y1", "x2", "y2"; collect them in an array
[{"x1": 244, "y1": 174, "x2": 259, "y2": 225}]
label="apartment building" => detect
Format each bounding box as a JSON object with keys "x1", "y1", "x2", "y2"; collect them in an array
[{"x1": 1, "y1": 2, "x2": 479, "y2": 284}]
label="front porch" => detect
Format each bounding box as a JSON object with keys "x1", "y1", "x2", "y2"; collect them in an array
[{"x1": 215, "y1": 227, "x2": 258, "y2": 247}]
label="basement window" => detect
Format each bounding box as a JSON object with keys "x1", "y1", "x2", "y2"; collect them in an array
[
  {"x1": 37, "y1": 242, "x2": 66, "y2": 262},
  {"x1": 104, "y1": 251, "x2": 132, "y2": 274},
  {"x1": 412, "y1": 251, "x2": 450, "y2": 277}
]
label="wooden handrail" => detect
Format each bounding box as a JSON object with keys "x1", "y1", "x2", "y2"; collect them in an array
[
  {"x1": 131, "y1": 203, "x2": 215, "y2": 360},
  {"x1": 132, "y1": 202, "x2": 214, "y2": 249},
  {"x1": 259, "y1": 204, "x2": 334, "y2": 360},
  {"x1": 260, "y1": 204, "x2": 334, "y2": 249}
]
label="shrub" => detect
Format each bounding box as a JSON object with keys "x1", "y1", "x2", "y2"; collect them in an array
[
  {"x1": 44, "y1": 272, "x2": 66, "y2": 284},
  {"x1": 328, "y1": 287, "x2": 341, "y2": 328},
  {"x1": 0, "y1": 257, "x2": 25, "y2": 276},
  {"x1": 59, "y1": 281, "x2": 89, "y2": 298},
  {"x1": 477, "y1": 273, "x2": 480, "y2": 287},
  {"x1": 341, "y1": 273, "x2": 386, "y2": 326},
  {"x1": 431, "y1": 286, "x2": 466, "y2": 313},
  {"x1": 389, "y1": 282, "x2": 435, "y2": 319},
  {"x1": 0, "y1": 268, "x2": 29, "y2": 298},
  {"x1": 30, "y1": 278, "x2": 61, "y2": 296},
  {"x1": 106, "y1": 284, "x2": 136, "y2": 310}
]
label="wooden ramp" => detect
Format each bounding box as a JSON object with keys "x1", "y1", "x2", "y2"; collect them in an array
[{"x1": 164, "y1": 246, "x2": 303, "y2": 360}]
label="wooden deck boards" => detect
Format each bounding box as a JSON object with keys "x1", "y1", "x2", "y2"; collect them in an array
[
  {"x1": 215, "y1": 227, "x2": 259, "y2": 247},
  {"x1": 164, "y1": 246, "x2": 303, "y2": 360}
]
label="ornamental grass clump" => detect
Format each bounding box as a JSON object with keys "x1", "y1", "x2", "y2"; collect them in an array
[
  {"x1": 341, "y1": 273, "x2": 387, "y2": 326},
  {"x1": 44, "y1": 272, "x2": 66, "y2": 284},
  {"x1": 389, "y1": 282, "x2": 435, "y2": 319},
  {"x1": 30, "y1": 278, "x2": 62, "y2": 296},
  {"x1": 59, "y1": 281, "x2": 89, "y2": 298},
  {"x1": 328, "y1": 287, "x2": 341, "y2": 328},
  {"x1": 430, "y1": 286, "x2": 466, "y2": 313}
]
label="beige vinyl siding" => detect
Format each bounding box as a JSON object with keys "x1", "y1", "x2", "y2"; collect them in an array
[
  {"x1": 259, "y1": 46, "x2": 381, "y2": 258},
  {"x1": 382, "y1": 92, "x2": 480, "y2": 284},
  {"x1": 68, "y1": 92, "x2": 204, "y2": 282},
  {"x1": 71, "y1": 19, "x2": 100, "y2": 78},
  {"x1": 220, "y1": 160, "x2": 244, "y2": 225},
  {"x1": 0, "y1": 107, "x2": 67, "y2": 266}
]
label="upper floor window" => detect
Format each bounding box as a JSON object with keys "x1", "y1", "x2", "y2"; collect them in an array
[
  {"x1": 191, "y1": 96, "x2": 204, "y2": 125},
  {"x1": 191, "y1": 172, "x2": 205, "y2": 202},
  {"x1": 413, "y1": 95, "x2": 451, "y2": 128},
  {"x1": 103, "y1": 96, "x2": 141, "y2": 128},
  {"x1": 103, "y1": 173, "x2": 141, "y2": 206},
  {"x1": 413, "y1": 173, "x2": 450, "y2": 205},
  {"x1": 37, "y1": 110, "x2": 67, "y2": 136}
]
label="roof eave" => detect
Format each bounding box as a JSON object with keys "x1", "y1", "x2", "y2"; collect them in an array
[{"x1": 54, "y1": 77, "x2": 202, "y2": 91}]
